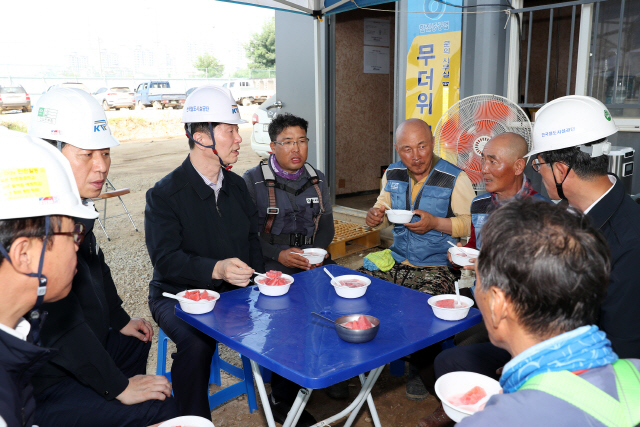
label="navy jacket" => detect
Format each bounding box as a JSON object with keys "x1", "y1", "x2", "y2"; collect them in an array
[
  {"x1": 146, "y1": 156, "x2": 265, "y2": 298},
  {"x1": 588, "y1": 176, "x2": 640, "y2": 358},
  {"x1": 32, "y1": 217, "x2": 131, "y2": 400},
  {"x1": 0, "y1": 329, "x2": 53, "y2": 427}
]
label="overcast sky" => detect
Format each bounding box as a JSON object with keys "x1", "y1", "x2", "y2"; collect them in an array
[{"x1": 2, "y1": 0, "x2": 274, "y2": 68}]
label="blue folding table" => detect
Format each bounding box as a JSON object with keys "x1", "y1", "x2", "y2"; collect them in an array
[{"x1": 176, "y1": 264, "x2": 482, "y2": 427}]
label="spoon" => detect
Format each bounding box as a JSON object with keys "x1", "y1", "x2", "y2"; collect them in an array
[
  {"x1": 323, "y1": 267, "x2": 340, "y2": 287},
  {"x1": 454, "y1": 281, "x2": 463, "y2": 308},
  {"x1": 252, "y1": 272, "x2": 269, "y2": 282},
  {"x1": 447, "y1": 241, "x2": 467, "y2": 255},
  {"x1": 380, "y1": 201, "x2": 392, "y2": 211},
  {"x1": 163, "y1": 292, "x2": 199, "y2": 304},
  {"x1": 311, "y1": 312, "x2": 348, "y2": 329}
]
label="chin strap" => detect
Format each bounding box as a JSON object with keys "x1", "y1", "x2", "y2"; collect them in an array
[
  {"x1": 185, "y1": 123, "x2": 232, "y2": 171},
  {"x1": 551, "y1": 150, "x2": 581, "y2": 201},
  {"x1": 0, "y1": 216, "x2": 50, "y2": 345}
]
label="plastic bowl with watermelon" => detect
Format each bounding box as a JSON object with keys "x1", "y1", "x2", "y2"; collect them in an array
[
  {"x1": 334, "y1": 314, "x2": 379, "y2": 343},
  {"x1": 448, "y1": 246, "x2": 480, "y2": 267},
  {"x1": 175, "y1": 289, "x2": 220, "y2": 315},
  {"x1": 158, "y1": 415, "x2": 215, "y2": 427},
  {"x1": 428, "y1": 294, "x2": 474, "y2": 321},
  {"x1": 330, "y1": 274, "x2": 371, "y2": 298},
  {"x1": 435, "y1": 371, "x2": 501, "y2": 422},
  {"x1": 255, "y1": 270, "x2": 294, "y2": 297}
]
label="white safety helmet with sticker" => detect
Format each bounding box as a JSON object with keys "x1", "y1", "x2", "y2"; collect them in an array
[
  {"x1": 181, "y1": 86, "x2": 246, "y2": 125},
  {"x1": 28, "y1": 87, "x2": 120, "y2": 150},
  {"x1": 0, "y1": 129, "x2": 98, "y2": 220},
  {"x1": 527, "y1": 95, "x2": 618, "y2": 159}
]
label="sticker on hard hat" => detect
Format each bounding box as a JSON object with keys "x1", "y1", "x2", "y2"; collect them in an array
[
  {"x1": 0, "y1": 168, "x2": 51, "y2": 200},
  {"x1": 541, "y1": 127, "x2": 575, "y2": 138},
  {"x1": 39, "y1": 196, "x2": 59, "y2": 205},
  {"x1": 604, "y1": 110, "x2": 612, "y2": 121},
  {"x1": 94, "y1": 120, "x2": 107, "y2": 132},
  {"x1": 231, "y1": 106, "x2": 238, "y2": 114},
  {"x1": 186, "y1": 106, "x2": 210, "y2": 113},
  {"x1": 51, "y1": 130, "x2": 61, "y2": 136},
  {"x1": 37, "y1": 108, "x2": 58, "y2": 124}
]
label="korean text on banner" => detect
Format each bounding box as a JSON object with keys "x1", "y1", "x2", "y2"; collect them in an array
[{"x1": 406, "y1": 0, "x2": 462, "y2": 127}]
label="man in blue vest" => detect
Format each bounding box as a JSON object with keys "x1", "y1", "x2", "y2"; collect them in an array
[
  {"x1": 243, "y1": 113, "x2": 334, "y2": 276},
  {"x1": 365, "y1": 118, "x2": 475, "y2": 295}
]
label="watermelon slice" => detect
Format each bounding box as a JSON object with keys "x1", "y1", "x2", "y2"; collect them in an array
[
  {"x1": 183, "y1": 290, "x2": 217, "y2": 301},
  {"x1": 266, "y1": 270, "x2": 282, "y2": 278},
  {"x1": 448, "y1": 386, "x2": 487, "y2": 409},
  {"x1": 339, "y1": 279, "x2": 366, "y2": 288},
  {"x1": 435, "y1": 299, "x2": 467, "y2": 309},
  {"x1": 341, "y1": 316, "x2": 373, "y2": 330}
]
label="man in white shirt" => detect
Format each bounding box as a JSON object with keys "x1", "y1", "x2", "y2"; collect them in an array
[{"x1": 0, "y1": 129, "x2": 98, "y2": 427}]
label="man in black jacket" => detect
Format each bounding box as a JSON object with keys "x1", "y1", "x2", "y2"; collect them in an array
[
  {"x1": 27, "y1": 88, "x2": 177, "y2": 427},
  {"x1": 0, "y1": 130, "x2": 99, "y2": 427},
  {"x1": 145, "y1": 86, "x2": 264, "y2": 419}
]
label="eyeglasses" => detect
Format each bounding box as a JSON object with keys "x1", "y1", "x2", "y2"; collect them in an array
[
  {"x1": 51, "y1": 223, "x2": 86, "y2": 245},
  {"x1": 273, "y1": 138, "x2": 309, "y2": 148},
  {"x1": 531, "y1": 158, "x2": 551, "y2": 173}
]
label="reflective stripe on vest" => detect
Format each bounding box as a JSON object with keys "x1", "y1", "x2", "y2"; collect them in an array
[{"x1": 519, "y1": 359, "x2": 640, "y2": 427}]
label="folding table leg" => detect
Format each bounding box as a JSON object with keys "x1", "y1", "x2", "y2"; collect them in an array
[
  {"x1": 319, "y1": 365, "x2": 384, "y2": 427},
  {"x1": 117, "y1": 195, "x2": 139, "y2": 231},
  {"x1": 250, "y1": 360, "x2": 276, "y2": 427},
  {"x1": 283, "y1": 388, "x2": 312, "y2": 427},
  {"x1": 360, "y1": 373, "x2": 381, "y2": 427}
]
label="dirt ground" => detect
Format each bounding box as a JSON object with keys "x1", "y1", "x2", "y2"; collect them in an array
[{"x1": 96, "y1": 125, "x2": 440, "y2": 427}]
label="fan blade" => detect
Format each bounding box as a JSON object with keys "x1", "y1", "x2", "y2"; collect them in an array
[
  {"x1": 458, "y1": 131, "x2": 474, "y2": 154},
  {"x1": 440, "y1": 118, "x2": 462, "y2": 151},
  {"x1": 460, "y1": 154, "x2": 483, "y2": 185},
  {"x1": 474, "y1": 100, "x2": 515, "y2": 122}
]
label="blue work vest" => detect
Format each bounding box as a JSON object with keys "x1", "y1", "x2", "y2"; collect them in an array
[
  {"x1": 471, "y1": 191, "x2": 549, "y2": 249},
  {"x1": 385, "y1": 159, "x2": 463, "y2": 266}
]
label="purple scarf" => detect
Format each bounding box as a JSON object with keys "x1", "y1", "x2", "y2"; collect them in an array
[
  {"x1": 490, "y1": 174, "x2": 536, "y2": 208},
  {"x1": 270, "y1": 154, "x2": 304, "y2": 180}
]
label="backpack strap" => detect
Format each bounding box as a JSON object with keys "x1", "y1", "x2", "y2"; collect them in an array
[
  {"x1": 303, "y1": 163, "x2": 325, "y2": 242},
  {"x1": 260, "y1": 159, "x2": 278, "y2": 234},
  {"x1": 520, "y1": 360, "x2": 640, "y2": 427}
]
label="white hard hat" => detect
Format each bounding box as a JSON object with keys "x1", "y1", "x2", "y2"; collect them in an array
[
  {"x1": 0, "y1": 130, "x2": 98, "y2": 220},
  {"x1": 181, "y1": 86, "x2": 246, "y2": 125},
  {"x1": 28, "y1": 88, "x2": 120, "y2": 150},
  {"x1": 527, "y1": 95, "x2": 618, "y2": 159}
]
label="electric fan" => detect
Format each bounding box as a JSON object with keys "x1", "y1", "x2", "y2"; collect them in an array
[{"x1": 433, "y1": 94, "x2": 532, "y2": 192}]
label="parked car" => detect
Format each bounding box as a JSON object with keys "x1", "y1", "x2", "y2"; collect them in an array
[
  {"x1": 93, "y1": 87, "x2": 135, "y2": 110},
  {"x1": 250, "y1": 96, "x2": 281, "y2": 158},
  {"x1": 46, "y1": 82, "x2": 91, "y2": 93},
  {"x1": 0, "y1": 85, "x2": 31, "y2": 113},
  {"x1": 223, "y1": 80, "x2": 274, "y2": 106},
  {"x1": 134, "y1": 81, "x2": 185, "y2": 110}
]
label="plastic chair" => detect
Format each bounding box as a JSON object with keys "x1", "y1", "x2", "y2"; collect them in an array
[
  {"x1": 92, "y1": 178, "x2": 138, "y2": 241},
  {"x1": 156, "y1": 328, "x2": 258, "y2": 413}
]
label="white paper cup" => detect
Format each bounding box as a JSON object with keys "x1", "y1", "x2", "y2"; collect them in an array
[
  {"x1": 435, "y1": 371, "x2": 501, "y2": 422},
  {"x1": 385, "y1": 209, "x2": 415, "y2": 223},
  {"x1": 448, "y1": 247, "x2": 480, "y2": 267},
  {"x1": 176, "y1": 290, "x2": 220, "y2": 315},
  {"x1": 428, "y1": 294, "x2": 474, "y2": 321},
  {"x1": 300, "y1": 248, "x2": 327, "y2": 264}
]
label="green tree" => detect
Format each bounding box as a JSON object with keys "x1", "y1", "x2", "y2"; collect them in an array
[
  {"x1": 244, "y1": 17, "x2": 275, "y2": 69},
  {"x1": 193, "y1": 53, "x2": 225, "y2": 78}
]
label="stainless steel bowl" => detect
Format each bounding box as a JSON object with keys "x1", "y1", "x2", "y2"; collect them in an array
[{"x1": 334, "y1": 314, "x2": 380, "y2": 343}]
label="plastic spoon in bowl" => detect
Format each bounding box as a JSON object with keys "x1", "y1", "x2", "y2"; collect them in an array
[
  {"x1": 323, "y1": 267, "x2": 340, "y2": 287},
  {"x1": 380, "y1": 201, "x2": 392, "y2": 211},
  {"x1": 447, "y1": 241, "x2": 466, "y2": 255},
  {"x1": 454, "y1": 281, "x2": 462, "y2": 308},
  {"x1": 311, "y1": 312, "x2": 348, "y2": 329},
  {"x1": 162, "y1": 292, "x2": 197, "y2": 304}
]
